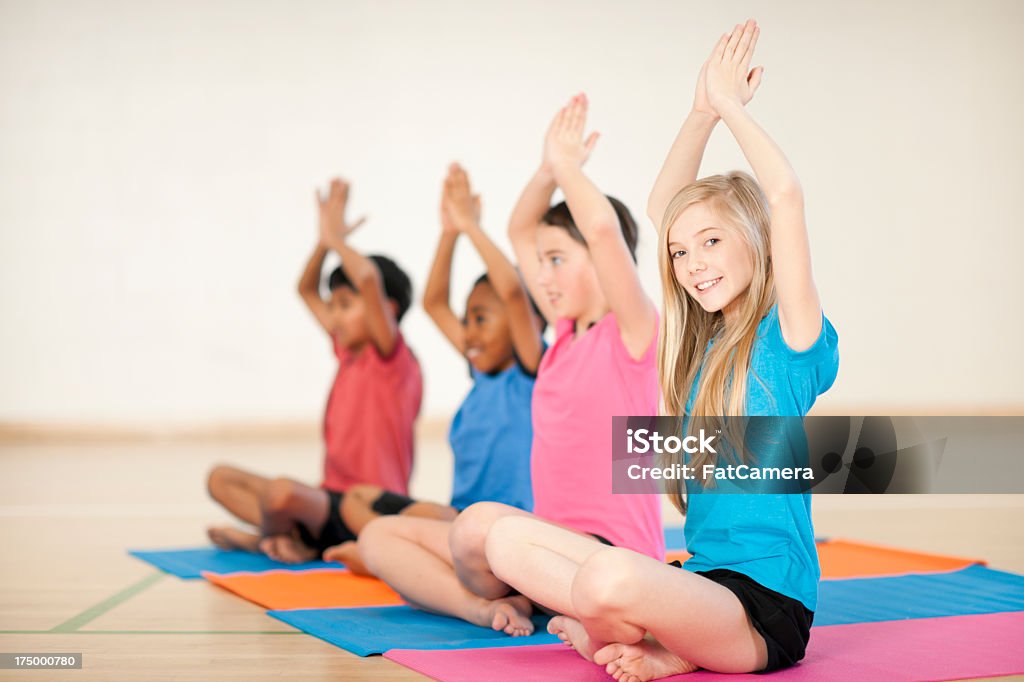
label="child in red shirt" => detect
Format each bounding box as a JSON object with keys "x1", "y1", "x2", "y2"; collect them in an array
[{"x1": 204, "y1": 178, "x2": 430, "y2": 563}]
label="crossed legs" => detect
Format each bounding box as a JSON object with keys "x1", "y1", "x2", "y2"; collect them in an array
[
  {"x1": 205, "y1": 464, "x2": 327, "y2": 563},
  {"x1": 207, "y1": 466, "x2": 457, "y2": 569},
  {"x1": 322, "y1": 484, "x2": 458, "y2": 574},
  {"x1": 359, "y1": 501, "x2": 610, "y2": 635},
  {"x1": 486, "y1": 516, "x2": 769, "y2": 680}
]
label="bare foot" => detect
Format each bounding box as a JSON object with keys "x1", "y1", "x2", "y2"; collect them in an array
[
  {"x1": 207, "y1": 526, "x2": 261, "y2": 552},
  {"x1": 547, "y1": 615, "x2": 601, "y2": 662},
  {"x1": 468, "y1": 595, "x2": 534, "y2": 636},
  {"x1": 595, "y1": 638, "x2": 698, "y2": 682},
  {"x1": 259, "y1": 535, "x2": 317, "y2": 564},
  {"x1": 322, "y1": 541, "x2": 374, "y2": 576}
]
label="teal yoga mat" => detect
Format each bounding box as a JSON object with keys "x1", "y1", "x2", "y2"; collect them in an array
[
  {"x1": 816, "y1": 564, "x2": 1024, "y2": 625},
  {"x1": 129, "y1": 547, "x2": 337, "y2": 579},
  {"x1": 269, "y1": 605, "x2": 557, "y2": 656}
]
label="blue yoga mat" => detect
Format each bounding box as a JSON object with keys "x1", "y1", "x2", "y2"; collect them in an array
[
  {"x1": 269, "y1": 605, "x2": 558, "y2": 657},
  {"x1": 816, "y1": 564, "x2": 1024, "y2": 625},
  {"x1": 129, "y1": 547, "x2": 338, "y2": 579}
]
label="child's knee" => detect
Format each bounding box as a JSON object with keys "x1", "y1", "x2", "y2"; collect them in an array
[
  {"x1": 262, "y1": 478, "x2": 299, "y2": 513},
  {"x1": 206, "y1": 464, "x2": 237, "y2": 498},
  {"x1": 357, "y1": 516, "x2": 401, "y2": 571},
  {"x1": 449, "y1": 502, "x2": 505, "y2": 561},
  {"x1": 346, "y1": 484, "x2": 382, "y2": 504},
  {"x1": 484, "y1": 516, "x2": 534, "y2": 576},
  {"x1": 573, "y1": 548, "x2": 642, "y2": 617},
  {"x1": 359, "y1": 515, "x2": 397, "y2": 545},
  {"x1": 485, "y1": 516, "x2": 531, "y2": 560}
]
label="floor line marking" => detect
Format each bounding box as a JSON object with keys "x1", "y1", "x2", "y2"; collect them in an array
[{"x1": 49, "y1": 572, "x2": 166, "y2": 633}]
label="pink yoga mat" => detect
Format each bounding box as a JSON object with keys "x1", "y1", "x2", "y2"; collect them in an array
[{"x1": 385, "y1": 611, "x2": 1024, "y2": 681}]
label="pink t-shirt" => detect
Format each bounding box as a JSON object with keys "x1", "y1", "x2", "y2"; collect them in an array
[
  {"x1": 322, "y1": 332, "x2": 423, "y2": 495},
  {"x1": 531, "y1": 313, "x2": 664, "y2": 559}
]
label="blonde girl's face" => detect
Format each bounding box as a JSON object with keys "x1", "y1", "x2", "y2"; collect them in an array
[
  {"x1": 667, "y1": 201, "x2": 755, "y2": 320},
  {"x1": 534, "y1": 224, "x2": 602, "y2": 321}
]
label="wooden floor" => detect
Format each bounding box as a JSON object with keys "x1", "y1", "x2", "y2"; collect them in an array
[{"x1": 1, "y1": 433, "x2": 1022, "y2": 681}]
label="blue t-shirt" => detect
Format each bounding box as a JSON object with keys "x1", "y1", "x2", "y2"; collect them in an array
[
  {"x1": 448, "y1": 362, "x2": 536, "y2": 511},
  {"x1": 681, "y1": 304, "x2": 839, "y2": 611}
]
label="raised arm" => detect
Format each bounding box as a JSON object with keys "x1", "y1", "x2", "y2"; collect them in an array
[
  {"x1": 507, "y1": 165, "x2": 559, "y2": 328},
  {"x1": 422, "y1": 179, "x2": 466, "y2": 355},
  {"x1": 647, "y1": 36, "x2": 763, "y2": 230},
  {"x1": 318, "y1": 178, "x2": 400, "y2": 356},
  {"x1": 297, "y1": 241, "x2": 332, "y2": 335},
  {"x1": 445, "y1": 163, "x2": 544, "y2": 373},
  {"x1": 546, "y1": 94, "x2": 657, "y2": 360},
  {"x1": 707, "y1": 20, "x2": 821, "y2": 350}
]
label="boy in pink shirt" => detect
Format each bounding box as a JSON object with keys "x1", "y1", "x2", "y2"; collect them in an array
[{"x1": 205, "y1": 178, "x2": 430, "y2": 563}]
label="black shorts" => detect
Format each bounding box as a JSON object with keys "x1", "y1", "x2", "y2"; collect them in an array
[
  {"x1": 296, "y1": 490, "x2": 417, "y2": 554},
  {"x1": 371, "y1": 491, "x2": 416, "y2": 516},
  {"x1": 296, "y1": 491, "x2": 356, "y2": 553},
  {"x1": 671, "y1": 563, "x2": 813, "y2": 673}
]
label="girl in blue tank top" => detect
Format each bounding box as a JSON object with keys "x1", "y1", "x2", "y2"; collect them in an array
[{"x1": 483, "y1": 20, "x2": 838, "y2": 679}]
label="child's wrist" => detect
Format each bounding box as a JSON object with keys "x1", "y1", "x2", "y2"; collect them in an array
[
  {"x1": 690, "y1": 108, "x2": 720, "y2": 124},
  {"x1": 549, "y1": 158, "x2": 581, "y2": 181},
  {"x1": 712, "y1": 98, "x2": 744, "y2": 117},
  {"x1": 535, "y1": 164, "x2": 556, "y2": 185}
]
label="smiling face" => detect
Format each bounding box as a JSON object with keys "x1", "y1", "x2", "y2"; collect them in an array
[
  {"x1": 534, "y1": 224, "x2": 604, "y2": 323},
  {"x1": 463, "y1": 280, "x2": 516, "y2": 374},
  {"x1": 667, "y1": 200, "x2": 755, "y2": 323}
]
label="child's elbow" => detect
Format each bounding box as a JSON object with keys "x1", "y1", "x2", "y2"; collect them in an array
[
  {"x1": 496, "y1": 282, "x2": 527, "y2": 306},
  {"x1": 487, "y1": 274, "x2": 525, "y2": 303},
  {"x1": 422, "y1": 296, "x2": 445, "y2": 317},
  {"x1": 767, "y1": 181, "x2": 804, "y2": 208},
  {"x1": 507, "y1": 220, "x2": 528, "y2": 242},
  {"x1": 645, "y1": 207, "x2": 660, "y2": 229},
  {"x1": 353, "y1": 265, "x2": 382, "y2": 291},
  {"x1": 586, "y1": 217, "x2": 623, "y2": 246},
  {"x1": 645, "y1": 193, "x2": 663, "y2": 228}
]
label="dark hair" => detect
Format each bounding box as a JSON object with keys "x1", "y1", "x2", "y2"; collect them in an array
[
  {"x1": 328, "y1": 255, "x2": 413, "y2": 322},
  {"x1": 540, "y1": 196, "x2": 639, "y2": 263},
  {"x1": 470, "y1": 272, "x2": 547, "y2": 331}
]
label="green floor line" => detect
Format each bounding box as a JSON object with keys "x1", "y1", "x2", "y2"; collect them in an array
[{"x1": 49, "y1": 572, "x2": 166, "y2": 633}]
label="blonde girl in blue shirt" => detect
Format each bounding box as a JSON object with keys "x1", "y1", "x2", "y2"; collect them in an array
[{"x1": 484, "y1": 20, "x2": 838, "y2": 679}]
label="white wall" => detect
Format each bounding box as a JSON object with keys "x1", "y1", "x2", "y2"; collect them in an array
[{"x1": 2, "y1": 0, "x2": 1022, "y2": 425}]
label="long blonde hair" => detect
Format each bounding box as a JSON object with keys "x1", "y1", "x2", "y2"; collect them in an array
[{"x1": 656, "y1": 172, "x2": 775, "y2": 513}]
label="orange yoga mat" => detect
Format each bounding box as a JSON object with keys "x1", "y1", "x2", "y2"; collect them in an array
[
  {"x1": 817, "y1": 538, "x2": 983, "y2": 579},
  {"x1": 205, "y1": 539, "x2": 982, "y2": 611},
  {"x1": 665, "y1": 539, "x2": 982, "y2": 579},
  {"x1": 203, "y1": 568, "x2": 404, "y2": 609}
]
